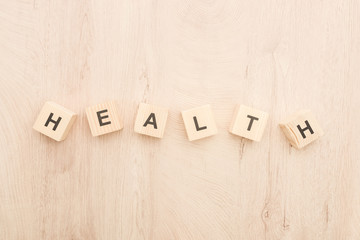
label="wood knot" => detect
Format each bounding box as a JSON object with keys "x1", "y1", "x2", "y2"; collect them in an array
[{"x1": 262, "y1": 209, "x2": 270, "y2": 220}]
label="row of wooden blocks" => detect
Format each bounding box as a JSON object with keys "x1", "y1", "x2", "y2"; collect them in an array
[{"x1": 33, "y1": 101, "x2": 324, "y2": 149}]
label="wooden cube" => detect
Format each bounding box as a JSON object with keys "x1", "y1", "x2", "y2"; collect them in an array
[
  {"x1": 33, "y1": 101, "x2": 77, "y2": 141},
  {"x1": 134, "y1": 103, "x2": 169, "y2": 138},
  {"x1": 229, "y1": 105, "x2": 269, "y2": 142},
  {"x1": 86, "y1": 101, "x2": 123, "y2": 136},
  {"x1": 279, "y1": 110, "x2": 323, "y2": 149},
  {"x1": 181, "y1": 105, "x2": 218, "y2": 141}
]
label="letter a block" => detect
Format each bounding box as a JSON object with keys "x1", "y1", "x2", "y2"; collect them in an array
[
  {"x1": 229, "y1": 105, "x2": 269, "y2": 142},
  {"x1": 134, "y1": 103, "x2": 169, "y2": 138},
  {"x1": 182, "y1": 105, "x2": 218, "y2": 141},
  {"x1": 33, "y1": 102, "x2": 77, "y2": 141},
  {"x1": 279, "y1": 110, "x2": 323, "y2": 149},
  {"x1": 86, "y1": 101, "x2": 123, "y2": 136}
]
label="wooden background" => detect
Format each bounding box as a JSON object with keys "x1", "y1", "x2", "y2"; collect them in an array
[{"x1": 1, "y1": 0, "x2": 360, "y2": 239}]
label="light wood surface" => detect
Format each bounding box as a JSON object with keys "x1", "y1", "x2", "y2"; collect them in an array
[{"x1": 1, "y1": 0, "x2": 360, "y2": 239}]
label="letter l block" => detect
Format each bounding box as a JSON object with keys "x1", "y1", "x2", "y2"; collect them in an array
[
  {"x1": 182, "y1": 105, "x2": 218, "y2": 141},
  {"x1": 33, "y1": 101, "x2": 77, "y2": 141}
]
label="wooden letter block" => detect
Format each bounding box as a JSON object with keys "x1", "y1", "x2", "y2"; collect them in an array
[
  {"x1": 134, "y1": 103, "x2": 169, "y2": 138},
  {"x1": 279, "y1": 110, "x2": 323, "y2": 149},
  {"x1": 86, "y1": 101, "x2": 123, "y2": 136},
  {"x1": 33, "y1": 101, "x2": 77, "y2": 141},
  {"x1": 229, "y1": 105, "x2": 269, "y2": 142},
  {"x1": 181, "y1": 105, "x2": 218, "y2": 141}
]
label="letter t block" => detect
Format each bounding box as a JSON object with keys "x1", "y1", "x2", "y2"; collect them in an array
[
  {"x1": 229, "y1": 105, "x2": 269, "y2": 142},
  {"x1": 86, "y1": 101, "x2": 123, "y2": 136},
  {"x1": 33, "y1": 101, "x2": 77, "y2": 141}
]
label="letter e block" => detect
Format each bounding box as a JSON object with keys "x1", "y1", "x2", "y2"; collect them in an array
[
  {"x1": 182, "y1": 105, "x2": 218, "y2": 141},
  {"x1": 279, "y1": 110, "x2": 323, "y2": 149},
  {"x1": 33, "y1": 101, "x2": 77, "y2": 141},
  {"x1": 229, "y1": 105, "x2": 269, "y2": 142},
  {"x1": 134, "y1": 103, "x2": 169, "y2": 138},
  {"x1": 86, "y1": 101, "x2": 123, "y2": 136}
]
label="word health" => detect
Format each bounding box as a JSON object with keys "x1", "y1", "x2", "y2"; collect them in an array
[{"x1": 33, "y1": 101, "x2": 324, "y2": 149}]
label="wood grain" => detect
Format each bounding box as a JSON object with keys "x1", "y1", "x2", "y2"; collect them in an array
[{"x1": 1, "y1": 0, "x2": 360, "y2": 239}]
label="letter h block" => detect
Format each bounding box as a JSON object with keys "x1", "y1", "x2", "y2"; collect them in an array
[
  {"x1": 279, "y1": 110, "x2": 323, "y2": 149},
  {"x1": 229, "y1": 105, "x2": 269, "y2": 142},
  {"x1": 33, "y1": 102, "x2": 77, "y2": 141},
  {"x1": 86, "y1": 101, "x2": 123, "y2": 136}
]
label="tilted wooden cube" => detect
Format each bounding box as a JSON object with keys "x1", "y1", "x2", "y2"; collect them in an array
[
  {"x1": 86, "y1": 101, "x2": 123, "y2": 136},
  {"x1": 229, "y1": 105, "x2": 269, "y2": 142},
  {"x1": 134, "y1": 103, "x2": 169, "y2": 138},
  {"x1": 33, "y1": 101, "x2": 77, "y2": 141},
  {"x1": 181, "y1": 105, "x2": 218, "y2": 141},
  {"x1": 279, "y1": 110, "x2": 323, "y2": 149}
]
